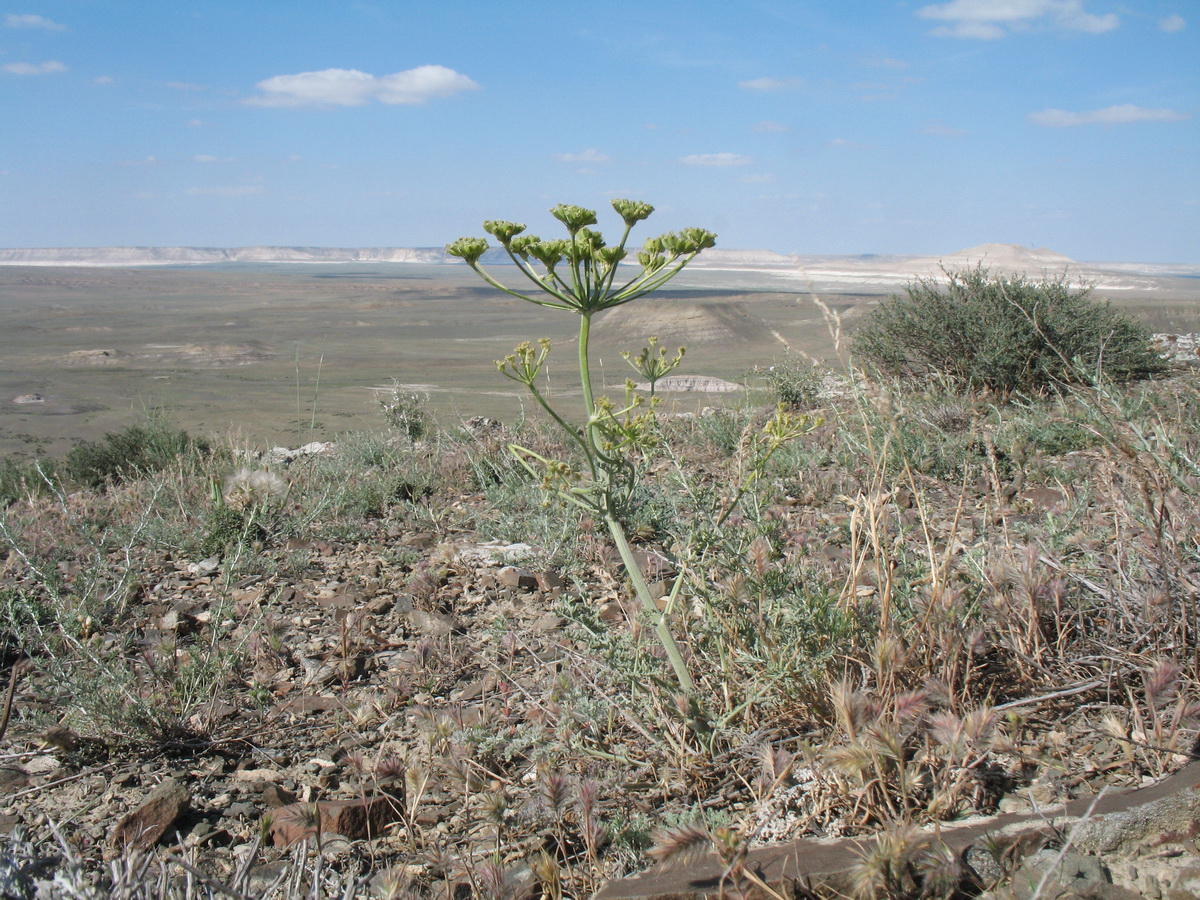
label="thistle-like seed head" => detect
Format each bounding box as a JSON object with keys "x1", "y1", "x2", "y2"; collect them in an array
[
  {"x1": 612, "y1": 198, "x2": 655, "y2": 226},
  {"x1": 528, "y1": 238, "x2": 569, "y2": 271},
  {"x1": 679, "y1": 226, "x2": 717, "y2": 251},
  {"x1": 550, "y1": 203, "x2": 598, "y2": 234},
  {"x1": 638, "y1": 249, "x2": 667, "y2": 273},
  {"x1": 595, "y1": 245, "x2": 627, "y2": 267},
  {"x1": 445, "y1": 236, "x2": 489, "y2": 265},
  {"x1": 483, "y1": 220, "x2": 526, "y2": 246},
  {"x1": 508, "y1": 234, "x2": 541, "y2": 257}
]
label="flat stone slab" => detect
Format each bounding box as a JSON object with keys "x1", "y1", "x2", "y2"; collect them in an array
[{"x1": 594, "y1": 762, "x2": 1200, "y2": 900}]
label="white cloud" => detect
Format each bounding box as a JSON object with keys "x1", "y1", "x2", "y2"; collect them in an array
[
  {"x1": 554, "y1": 148, "x2": 610, "y2": 164},
  {"x1": 738, "y1": 77, "x2": 803, "y2": 91},
  {"x1": 1160, "y1": 14, "x2": 1186, "y2": 32},
  {"x1": 1029, "y1": 104, "x2": 1191, "y2": 126},
  {"x1": 93, "y1": 75, "x2": 114, "y2": 85},
  {"x1": 754, "y1": 120, "x2": 791, "y2": 133},
  {"x1": 2, "y1": 60, "x2": 67, "y2": 75},
  {"x1": 680, "y1": 153, "x2": 752, "y2": 166},
  {"x1": 246, "y1": 65, "x2": 479, "y2": 107},
  {"x1": 917, "y1": 0, "x2": 1118, "y2": 38},
  {"x1": 4, "y1": 14, "x2": 65, "y2": 30}
]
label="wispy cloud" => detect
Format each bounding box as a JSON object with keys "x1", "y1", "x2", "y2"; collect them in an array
[
  {"x1": 923, "y1": 122, "x2": 967, "y2": 137},
  {"x1": 680, "y1": 152, "x2": 752, "y2": 166},
  {"x1": 2, "y1": 60, "x2": 67, "y2": 75},
  {"x1": 186, "y1": 185, "x2": 266, "y2": 197},
  {"x1": 754, "y1": 120, "x2": 791, "y2": 133},
  {"x1": 554, "y1": 148, "x2": 610, "y2": 164},
  {"x1": 917, "y1": 0, "x2": 1118, "y2": 39},
  {"x1": 246, "y1": 65, "x2": 479, "y2": 107},
  {"x1": 1029, "y1": 104, "x2": 1191, "y2": 126},
  {"x1": 738, "y1": 76, "x2": 803, "y2": 91},
  {"x1": 829, "y1": 138, "x2": 873, "y2": 150},
  {"x1": 93, "y1": 75, "x2": 114, "y2": 85},
  {"x1": 1160, "y1": 14, "x2": 1186, "y2": 32},
  {"x1": 4, "y1": 13, "x2": 65, "y2": 30}
]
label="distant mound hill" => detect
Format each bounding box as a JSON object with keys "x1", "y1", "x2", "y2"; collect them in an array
[
  {"x1": 599, "y1": 300, "x2": 775, "y2": 345},
  {"x1": 939, "y1": 243, "x2": 1076, "y2": 272},
  {"x1": 0, "y1": 246, "x2": 448, "y2": 266}
]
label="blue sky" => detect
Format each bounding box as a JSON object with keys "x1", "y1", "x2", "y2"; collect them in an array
[{"x1": 1, "y1": 1, "x2": 1196, "y2": 262}]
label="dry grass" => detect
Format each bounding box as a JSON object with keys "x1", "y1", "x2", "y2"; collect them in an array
[{"x1": 2, "y1": 363, "x2": 1199, "y2": 898}]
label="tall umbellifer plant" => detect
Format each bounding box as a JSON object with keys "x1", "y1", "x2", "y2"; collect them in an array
[{"x1": 447, "y1": 200, "x2": 720, "y2": 693}]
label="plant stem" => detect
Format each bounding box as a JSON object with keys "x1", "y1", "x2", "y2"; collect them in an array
[{"x1": 604, "y1": 512, "x2": 695, "y2": 694}]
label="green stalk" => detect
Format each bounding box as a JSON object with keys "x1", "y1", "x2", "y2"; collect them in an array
[
  {"x1": 604, "y1": 511, "x2": 695, "y2": 694},
  {"x1": 577, "y1": 307, "x2": 695, "y2": 694}
]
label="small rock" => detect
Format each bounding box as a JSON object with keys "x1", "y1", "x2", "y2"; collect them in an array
[
  {"x1": 1169, "y1": 866, "x2": 1200, "y2": 900},
  {"x1": 1008, "y1": 849, "x2": 1110, "y2": 900},
  {"x1": 109, "y1": 777, "x2": 190, "y2": 853},
  {"x1": 497, "y1": 566, "x2": 538, "y2": 591},
  {"x1": 403, "y1": 609, "x2": 454, "y2": 636},
  {"x1": 187, "y1": 557, "x2": 221, "y2": 577},
  {"x1": 529, "y1": 614, "x2": 567, "y2": 633},
  {"x1": 536, "y1": 570, "x2": 567, "y2": 593},
  {"x1": 268, "y1": 794, "x2": 404, "y2": 846},
  {"x1": 262, "y1": 785, "x2": 297, "y2": 808}
]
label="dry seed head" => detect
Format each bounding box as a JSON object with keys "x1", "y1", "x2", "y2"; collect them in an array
[
  {"x1": 648, "y1": 821, "x2": 713, "y2": 865},
  {"x1": 1099, "y1": 713, "x2": 1129, "y2": 742},
  {"x1": 480, "y1": 791, "x2": 510, "y2": 827},
  {"x1": 538, "y1": 768, "x2": 571, "y2": 816},
  {"x1": 1144, "y1": 658, "x2": 1182, "y2": 707},
  {"x1": 576, "y1": 778, "x2": 600, "y2": 819},
  {"x1": 223, "y1": 467, "x2": 287, "y2": 511},
  {"x1": 474, "y1": 861, "x2": 509, "y2": 900},
  {"x1": 749, "y1": 535, "x2": 772, "y2": 579},
  {"x1": 377, "y1": 755, "x2": 406, "y2": 782},
  {"x1": 851, "y1": 824, "x2": 930, "y2": 900},
  {"x1": 530, "y1": 850, "x2": 561, "y2": 893},
  {"x1": 866, "y1": 723, "x2": 905, "y2": 763},
  {"x1": 962, "y1": 707, "x2": 997, "y2": 744},
  {"x1": 758, "y1": 744, "x2": 794, "y2": 787},
  {"x1": 893, "y1": 689, "x2": 931, "y2": 725},
  {"x1": 928, "y1": 711, "x2": 964, "y2": 750},
  {"x1": 872, "y1": 633, "x2": 907, "y2": 679}
]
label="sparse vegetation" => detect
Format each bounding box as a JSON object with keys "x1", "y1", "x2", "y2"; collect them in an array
[
  {"x1": 851, "y1": 266, "x2": 1167, "y2": 393},
  {"x1": 0, "y1": 258, "x2": 1197, "y2": 898},
  {"x1": 63, "y1": 416, "x2": 210, "y2": 489}
]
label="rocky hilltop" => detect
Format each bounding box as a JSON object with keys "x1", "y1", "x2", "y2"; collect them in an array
[
  {"x1": 0, "y1": 246, "x2": 449, "y2": 266},
  {"x1": 1, "y1": 244, "x2": 1196, "y2": 293}
]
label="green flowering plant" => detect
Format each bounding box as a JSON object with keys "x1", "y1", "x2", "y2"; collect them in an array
[{"x1": 448, "y1": 200, "x2": 723, "y2": 693}]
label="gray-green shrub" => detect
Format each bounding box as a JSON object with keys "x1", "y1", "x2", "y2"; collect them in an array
[
  {"x1": 64, "y1": 417, "x2": 209, "y2": 488},
  {"x1": 851, "y1": 266, "x2": 1166, "y2": 394}
]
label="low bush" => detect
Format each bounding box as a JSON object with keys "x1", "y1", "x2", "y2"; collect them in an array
[
  {"x1": 64, "y1": 416, "x2": 209, "y2": 488},
  {"x1": 754, "y1": 357, "x2": 824, "y2": 409},
  {"x1": 850, "y1": 266, "x2": 1166, "y2": 394},
  {"x1": 0, "y1": 457, "x2": 56, "y2": 506}
]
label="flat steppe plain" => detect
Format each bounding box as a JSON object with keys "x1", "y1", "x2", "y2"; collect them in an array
[{"x1": 1, "y1": 256, "x2": 1197, "y2": 458}]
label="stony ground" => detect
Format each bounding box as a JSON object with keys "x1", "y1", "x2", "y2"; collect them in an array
[{"x1": 2, "y1": 374, "x2": 1199, "y2": 898}]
